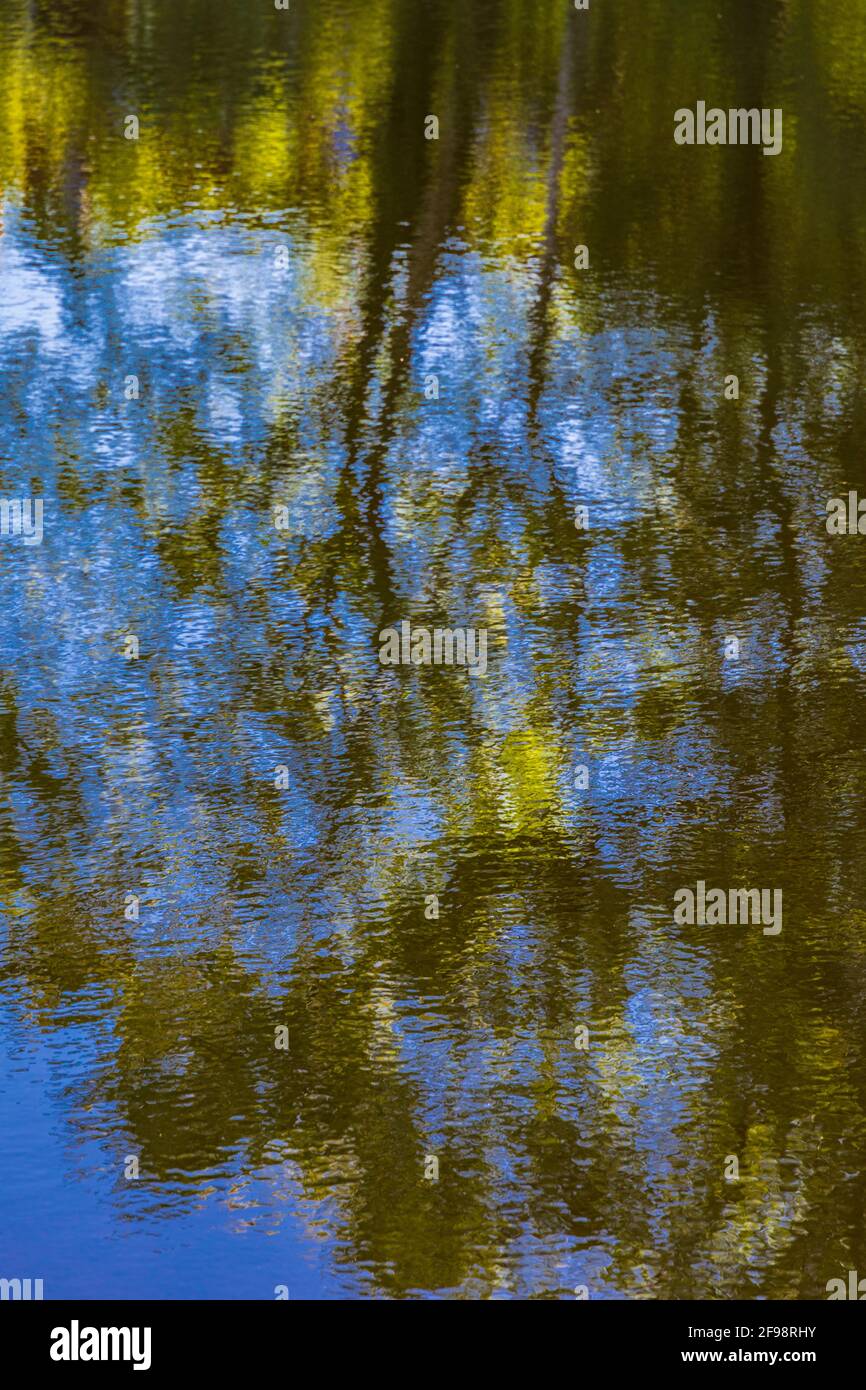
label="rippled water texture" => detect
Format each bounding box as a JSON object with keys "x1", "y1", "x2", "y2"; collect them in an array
[{"x1": 1, "y1": 0, "x2": 866, "y2": 1299}]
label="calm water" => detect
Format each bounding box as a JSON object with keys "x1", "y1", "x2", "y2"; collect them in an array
[{"x1": 1, "y1": 0, "x2": 866, "y2": 1300}]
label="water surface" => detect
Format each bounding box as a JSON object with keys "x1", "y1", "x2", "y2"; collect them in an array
[{"x1": 1, "y1": 0, "x2": 866, "y2": 1299}]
